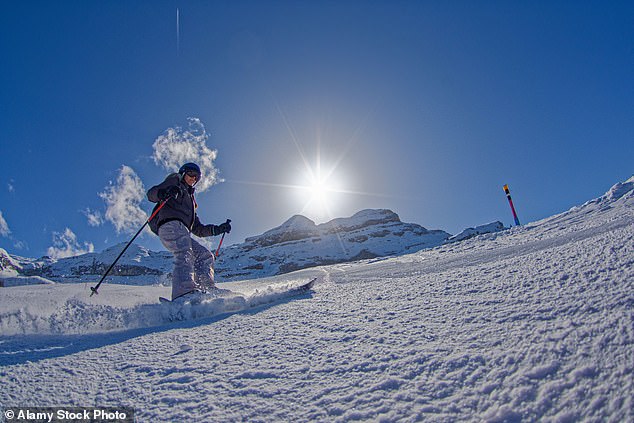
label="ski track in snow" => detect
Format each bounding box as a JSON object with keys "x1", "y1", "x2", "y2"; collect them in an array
[{"x1": 0, "y1": 180, "x2": 633, "y2": 422}]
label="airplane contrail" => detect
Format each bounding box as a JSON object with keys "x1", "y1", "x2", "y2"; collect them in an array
[{"x1": 176, "y1": 8, "x2": 180, "y2": 57}]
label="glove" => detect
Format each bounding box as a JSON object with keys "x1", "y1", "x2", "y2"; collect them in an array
[
  {"x1": 216, "y1": 220, "x2": 232, "y2": 235},
  {"x1": 158, "y1": 186, "x2": 181, "y2": 201}
]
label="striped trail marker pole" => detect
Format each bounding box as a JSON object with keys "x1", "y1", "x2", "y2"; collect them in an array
[{"x1": 503, "y1": 184, "x2": 521, "y2": 226}]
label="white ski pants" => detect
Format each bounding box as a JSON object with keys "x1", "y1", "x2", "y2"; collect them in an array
[{"x1": 158, "y1": 220, "x2": 215, "y2": 299}]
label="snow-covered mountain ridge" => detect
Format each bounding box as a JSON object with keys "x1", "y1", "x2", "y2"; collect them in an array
[
  {"x1": 0, "y1": 244, "x2": 173, "y2": 287},
  {"x1": 2, "y1": 209, "x2": 482, "y2": 285},
  {"x1": 217, "y1": 209, "x2": 453, "y2": 280}
]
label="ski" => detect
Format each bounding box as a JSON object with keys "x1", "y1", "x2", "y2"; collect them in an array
[
  {"x1": 158, "y1": 288, "x2": 235, "y2": 304},
  {"x1": 158, "y1": 278, "x2": 317, "y2": 304},
  {"x1": 291, "y1": 277, "x2": 316, "y2": 292},
  {"x1": 155, "y1": 277, "x2": 317, "y2": 323}
]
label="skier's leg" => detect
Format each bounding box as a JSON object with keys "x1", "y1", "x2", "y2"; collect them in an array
[
  {"x1": 158, "y1": 221, "x2": 198, "y2": 299},
  {"x1": 191, "y1": 238, "x2": 215, "y2": 291}
]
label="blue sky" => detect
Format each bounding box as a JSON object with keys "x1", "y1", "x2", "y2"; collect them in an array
[{"x1": 1, "y1": 0, "x2": 632, "y2": 258}]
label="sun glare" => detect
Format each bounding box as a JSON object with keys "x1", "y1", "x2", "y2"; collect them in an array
[
  {"x1": 308, "y1": 172, "x2": 330, "y2": 208},
  {"x1": 300, "y1": 164, "x2": 339, "y2": 219},
  {"x1": 269, "y1": 101, "x2": 379, "y2": 222}
]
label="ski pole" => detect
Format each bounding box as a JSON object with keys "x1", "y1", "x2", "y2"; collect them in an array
[
  {"x1": 214, "y1": 219, "x2": 231, "y2": 258},
  {"x1": 90, "y1": 199, "x2": 168, "y2": 296}
]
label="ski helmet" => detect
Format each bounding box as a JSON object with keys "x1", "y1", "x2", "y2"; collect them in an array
[{"x1": 179, "y1": 162, "x2": 201, "y2": 176}]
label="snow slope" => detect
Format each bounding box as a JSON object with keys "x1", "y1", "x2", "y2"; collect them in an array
[{"x1": 0, "y1": 177, "x2": 632, "y2": 422}]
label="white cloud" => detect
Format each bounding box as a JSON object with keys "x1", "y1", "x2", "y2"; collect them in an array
[
  {"x1": 152, "y1": 117, "x2": 223, "y2": 192},
  {"x1": 47, "y1": 228, "x2": 94, "y2": 259},
  {"x1": 0, "y1": 211, "x2": 11, "y2": 237},
  {"x1": 13, "y1": 240, "x2": 27, "y2": 251},
  {"x1": 82, "y1": 208, "x2": 104, "y2": 227},
  {"x1": 0, "y1": 211, "x2": 27, "y2": 250},
  {"x1": 7, "y1": 180, "x2": 15, "y2": 193},
  {"x1": 99, "y1": 165, "x2": 147, "y2": 234}
]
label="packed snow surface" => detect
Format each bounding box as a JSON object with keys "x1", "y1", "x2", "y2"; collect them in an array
[{"x1": 0, "y1": 177, "x2": 633, "y2": 422}]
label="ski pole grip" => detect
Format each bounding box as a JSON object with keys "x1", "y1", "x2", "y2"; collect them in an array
[{"x1": 215, "y1": 220, "x2": 231, "y2": 258}]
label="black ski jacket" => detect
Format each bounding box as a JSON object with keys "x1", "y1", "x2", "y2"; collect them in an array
[{"x1": 147, "y1": 173, "x2": 219, "y2": 237}]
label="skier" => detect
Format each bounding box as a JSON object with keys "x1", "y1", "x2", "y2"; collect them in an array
[{"x1": 147, "y1": 162, "x2": 231, "y2": 301}]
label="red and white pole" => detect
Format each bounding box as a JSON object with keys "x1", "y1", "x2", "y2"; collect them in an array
[{"x1": 503, "y1": 184, "x2": 521, "y2": 226}]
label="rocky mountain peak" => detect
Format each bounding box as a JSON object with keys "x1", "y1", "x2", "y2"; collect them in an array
[
  {"x1": 246, "y1": 215, "x2": 319, "y2": 248},
  {"x1": 319, "y1": 209, "x2": 401, "y2": 233},
  {"x1": 0, "y1": 248, "x2": 21, "y2": 275}
]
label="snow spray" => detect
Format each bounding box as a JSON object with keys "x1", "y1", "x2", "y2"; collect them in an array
[{"x1": 503, "y1": 184, "x2": 521, "y2": 226}]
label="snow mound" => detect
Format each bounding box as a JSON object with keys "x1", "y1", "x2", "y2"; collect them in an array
[
  {"x1": 602, "y1": 175, "x2": 634, "y2": 202},
  {"x1": 446, "y1": 221, "x2": 505, "y2": 243},
  {"x1": 578, "y1": 174, "x2": 634, "y2": 208},
  {"x1": 0, "y1": 275, "x2": 55, "y2": 287},
  {"x1": 0, "y1": 279, "x2": 316, "y2": 335}
]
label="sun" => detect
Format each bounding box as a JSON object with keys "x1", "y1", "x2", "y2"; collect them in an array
[
  {"x1": 307, "y1": 170, "x2": 330, "y2": 210},
  {"x1": 296, "y1": 160, "x2": 344, "y2": 220}
]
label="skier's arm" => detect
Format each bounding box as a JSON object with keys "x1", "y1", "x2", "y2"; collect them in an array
[
  {"x1": 191, "y1": 216, "x2": 217, "y2": 238},
  {"x1": 191, "y1": 217, "x2": 231, "y2": 238},
  {"x1": 147, "y1": 174, "x2": 180, "y2": 203}
]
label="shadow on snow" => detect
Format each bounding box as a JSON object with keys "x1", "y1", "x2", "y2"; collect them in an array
[{"x1": 0, "y1": 291, "x2": 313, "y2": 367}]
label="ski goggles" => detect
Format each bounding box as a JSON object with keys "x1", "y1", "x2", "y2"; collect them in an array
[{"x1": 185, "y1": 170, "x2": 201, "y2": 181}]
